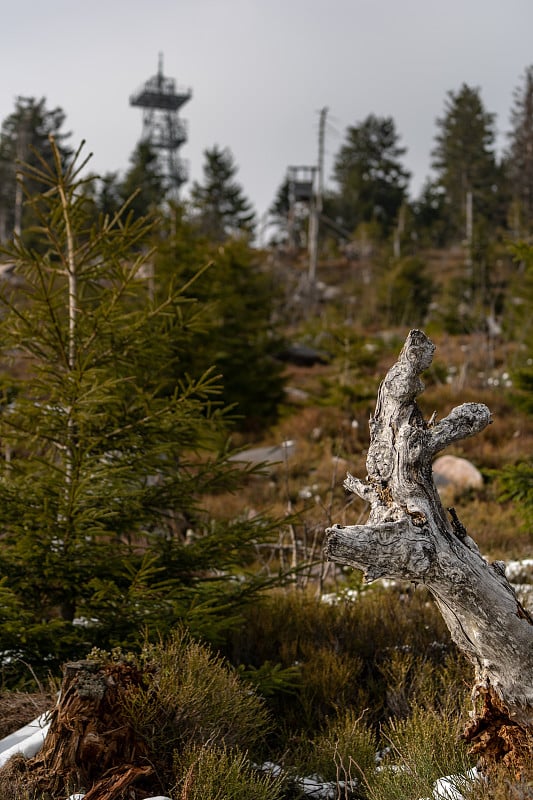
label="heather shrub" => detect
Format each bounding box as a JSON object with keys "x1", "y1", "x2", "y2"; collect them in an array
[
  {"x1": 278, "y1": 647, "x2": 472, "y2": 796},
  {"x1": 122, "y1": 628, "x2": 272, "y2": 769},
  {"x1": 291, "y1": 708, "x2": 376, "y2": 786},
  {"x1": 365, "y1": 704, "x2": 474, "y2": 800},
  {"x1": 223, "y1": 584, "x2": 458, "y2": 748},
  {"x1": 172, "y1": 743, "x2": 286, "y2": 800},
  {"x1": 378, "y1": 649, "x2": 472, "y2": 720}
]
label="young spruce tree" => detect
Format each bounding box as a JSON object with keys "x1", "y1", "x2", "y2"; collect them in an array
[
  {"x1": 496, "y1": 240, "x2": 533, "y2": 533},
  {"x1": 0, "y1": 139, "x2": 277, "y2": 683}
]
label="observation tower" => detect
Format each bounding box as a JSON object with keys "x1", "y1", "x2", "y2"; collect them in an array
[{"x1": 129, "y1": 54, "x2": 192, "y2": 196}]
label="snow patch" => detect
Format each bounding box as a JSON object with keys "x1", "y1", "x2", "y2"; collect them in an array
[
  {"x1": 0, "y1": 713, "x2": 50, "y2": 767},
  {"x1": 419, "y1": 768, "x2": 481, "y2": 800},
  {"x1": 260, "y1": 761, "x2": 357, "y2": 798},
  {"x1": 67, "y1": 796, "x2": 171, "y2": 800}
]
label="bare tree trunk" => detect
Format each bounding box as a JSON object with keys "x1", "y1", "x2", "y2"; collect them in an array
[{"x1": 324, "y1": 329, "x2": 533, "y2": 772}]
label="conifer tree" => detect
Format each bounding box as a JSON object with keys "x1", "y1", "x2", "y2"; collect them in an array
[
  {"x1": 506, "y1": 65, "x2": 533, "y2": 236},
  {"x1": 495, "y1": 239, "x2": 533, "y2": 548},
  {"x1": 155, "y1": 214, "x2": 286, "y2": 431},
  {"x1": 507, "y1": 241, "x2": 533, "y2": 414},
  {"x1": 411, "y1": 179, "x2": 450, "y2": 247},
  {"x1": 329, "y1": 114, "x2": 410, "y2": 238},
  {"x1": 0, "y1": 97, "x2": 71, "y2": 243},
  {"x1": 268, "y1": 176, "x2": 292, "y2": 244},
  {"x1": 190, "y1": 146, "x2": 255, "y2": 241},
  {"x1": 120, "y1": 140, "x2": 165, "y2": 220},
  {"x1": 0, "y1": 139, "x2": 277, "y2": 682},
  {"x1": 431, "y1": 84, "x2": 504, "y2": 240}
]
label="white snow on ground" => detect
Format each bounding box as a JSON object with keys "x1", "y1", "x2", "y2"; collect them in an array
[
  {"x1": 259, "y1": 761, "x2": 357, "y2": 798},
  {"x1": 260, "y1": 762, "x2": 482, "y2": 799},
  {"x1": 419, "y1": 768, "x2": 481, "y2": 799},
  {"x1": 0, "y1": 712, "x2": 50, "y2": 767},
  {"x1": 505, "y1": 559, "x2": 533, "y2": 581},
  {"x1": 66, "y1": 796, "x2": 170, "y2": 800}
]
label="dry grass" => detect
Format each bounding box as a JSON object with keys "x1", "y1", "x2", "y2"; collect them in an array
[
  {"x1": 203, "y1": 345, "x2": 532, "y2": 573},
  {"x1": 451, "y1": 495, "x2": 532, "y2": 559},
  {"x1": 173, "y1": 744, "x2": 286, "y2": 800},
  {"x1": 223, "y1": 583, "x2": 464, "y2": 742},
  {"x1": 0, "y1": 691, "x2": 55, "y2": 740}
]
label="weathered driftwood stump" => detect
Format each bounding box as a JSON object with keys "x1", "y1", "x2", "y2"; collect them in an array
[{"x1": 324, "y1": 330, "x2": 533, "y2": 772}]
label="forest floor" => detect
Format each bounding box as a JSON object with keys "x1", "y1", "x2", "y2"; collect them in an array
[
  {"x1": 211, "y1": 322, "x2": 533, "y2": 574},
  {"x1": 0, "y1": 248, "x2": 532, "y2": 797}
]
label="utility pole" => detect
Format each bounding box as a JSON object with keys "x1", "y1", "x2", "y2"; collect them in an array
[
  {"x1": 308, "y1": 106, "x2": 328, "y2": 288},
  {"x1": 465, "y1": 189, "x2": 473, "y2": 274},
  {"x1": 393, "y1": 203, "x2": 406, "y2": 259}
]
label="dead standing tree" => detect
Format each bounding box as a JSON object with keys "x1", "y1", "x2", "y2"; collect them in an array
[{"x1": 324, "y1": 330, "x2": 533, "y2": 772}]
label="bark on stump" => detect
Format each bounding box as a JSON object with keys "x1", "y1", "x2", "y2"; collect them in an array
[
  {"x1": 0, "y1": 658, "x2": 155, "y2": 799},
  {"x1": 324, "y1": 330, "x2": 533, "y2": 775}
]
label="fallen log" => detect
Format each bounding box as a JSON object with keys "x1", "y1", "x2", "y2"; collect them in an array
[{"x1": 324, "y1": 330, "x2": 533, "y2": 773}]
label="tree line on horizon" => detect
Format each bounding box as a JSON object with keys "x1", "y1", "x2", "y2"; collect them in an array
[
  {"x1": 271, "y1": 66, "x2": 533, "y2": 249},
  {"x1": 1, "y1": 65, "x2": 533, "y2": 251}
]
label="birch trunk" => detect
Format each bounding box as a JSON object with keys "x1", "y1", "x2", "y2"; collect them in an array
[{"x1": 324, "y1": 329, "x2": 533, "y2": 770}]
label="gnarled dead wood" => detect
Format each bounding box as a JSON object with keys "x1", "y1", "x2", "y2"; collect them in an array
[{"x1": 324, "y1": 330, "x2": 533, "y2": 768}]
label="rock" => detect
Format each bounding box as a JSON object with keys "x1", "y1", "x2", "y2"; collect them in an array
[
  {"x1": 277, "y1": 343, "x2": 330, "y2": 366},
  {"x1": 229, "y1": 440, "x2": 296, "y2": 467},
  {"x1": 317, "y1": 281, "x2": 341, "y2": 301},
  {"x1": 284, "y1": 386, "x2": 310, "y2": 403},
  {"x1": 432, "y1": 455, "x2": 483, "y2": 494}
]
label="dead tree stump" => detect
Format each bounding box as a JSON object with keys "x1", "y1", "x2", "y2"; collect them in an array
[
  {"x1": 0, "y1": 658, "x2": 155, "y2": 799},
  {"x1": 324, "y1": 330, "x2": 533, "y2": 774}
]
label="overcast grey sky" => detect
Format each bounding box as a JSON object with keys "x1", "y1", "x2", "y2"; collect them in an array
[{"x1": 2, "y1": 0, "x2": 533, "y2": 221}]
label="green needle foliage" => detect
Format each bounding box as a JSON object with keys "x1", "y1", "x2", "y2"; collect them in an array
[
  {"x1": 0, "y1": 138, "x2": 280, "y2": 684},
  {"x1": 155, "y1": 213, "x2": 287, "y2": 431}
]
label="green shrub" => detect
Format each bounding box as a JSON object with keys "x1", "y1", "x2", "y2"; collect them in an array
[
  {"x1": 377, "y1": 649, "x2": 471, "y2": 720},
  {"x1": 364, "y1": 704, "x2": 473, "y2": 800},
  {"x1": 496, "y1": 459, "x2": 533, "y2": 531},
  {"x1": 297, "y1": 647, "x2": 365, "y2": 731},
  {"x1": 122, "y1": 628, "x2": 272, "y2": 769},
  {"x1": 224, "y1": 585, "x2": 458, "y2": 741},
  {"x1": 284, "y1": 652, "x2": 471, "y2": 798},
  {"x1": 172, "y1": 744, "x2": 286, "y2": 800},
  {"x1": 293, "y1": 709, "x2": 377, "y2": 786},
  {"x1": 376, "y1": 256, "x2": 435, "y2": 327}
]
